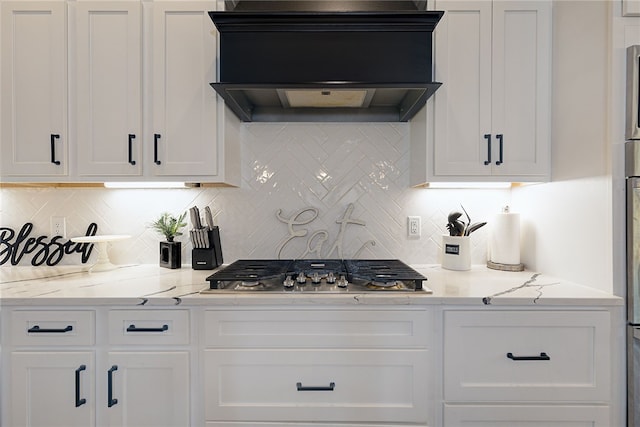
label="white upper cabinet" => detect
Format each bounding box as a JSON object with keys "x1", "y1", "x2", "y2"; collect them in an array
[
  {"x1": 1, "y1": 0, "x2": 68, "y2": 177},
  {"x1": 1, "y1": 0, "x2": 240, "y2": 184},
  {"x1": 74, "y1": 0, "x2": 238, "y2": 182},
  {"x1": 411, "y1": 0, "x2": 551, "y2": 184},
  {"x1": 149, "y1": 1, "x2": 220, "y2": 177},
  {"x1": 74, "y1": 0, "x2": 143, "y2": 177}
]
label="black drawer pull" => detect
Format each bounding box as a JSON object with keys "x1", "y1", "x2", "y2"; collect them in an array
[
  {"x1": 50, "y1": 134, "x2": 61, "y2": 165},
  {"x1": 506, "y1": 352, "x2": 550, "y2": 361},
  {"x1": 296, "y1": 382, "x2": 335, "y2": 391},
  {"x1": 28, "y1": 325, "x2": 73, "y2": 333},
  {"x1": 153, "y1": 133, "x2": 162, "y2": 165},
  {"x1": 75, "y1": 365, "x2": 87, "y2": 407},
  {"x1": 126, "y1": 324, "x2": 169, "y2": 333},
  {"x1": 128, "y1": 134, "x2": 136, "y2": 165},
  {"x1": 107, "y1": 365, "x2": 118, "y2": 407},
  {"x1": 496, "y1": 133, "x2": 504, "y2": 165},
  {"x1": 483, "y1": 134, "x2": 492, "y2": 165}
]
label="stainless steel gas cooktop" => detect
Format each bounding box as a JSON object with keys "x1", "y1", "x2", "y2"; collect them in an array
[{"x1": 203, "y1": 259, "x2": 430, "y2": 293}]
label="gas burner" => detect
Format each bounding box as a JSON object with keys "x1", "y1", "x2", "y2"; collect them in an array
[
  {"x1": 365, "y1": 281, "x2": 407, "y2": 291},
  {"x1": 240, "y1": 281, "x2": 261, "y2": 287}
]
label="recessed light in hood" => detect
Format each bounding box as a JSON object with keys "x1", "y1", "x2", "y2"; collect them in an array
[
  {"x1": 285, "y1": 89, "x2": 368, "y2": 108},
  {"x1": 208, "y1": 2, "x2": 444, "y2": 123}
]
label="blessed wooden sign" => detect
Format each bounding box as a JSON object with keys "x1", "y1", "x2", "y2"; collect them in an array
[{"x1": 0, "y1": 223, "x2": 97, "y2": 266}]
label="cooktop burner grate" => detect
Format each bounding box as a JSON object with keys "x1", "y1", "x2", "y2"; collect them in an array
[
  {"x1": 205, "y1": 259, "x2": 290, "y2": 289},
  {"x1": 344, "y1": 259, "x2": 425, "y2": 290},
  {"x1": 205, "y1": 259, "x2": 427, "y2": 292}
]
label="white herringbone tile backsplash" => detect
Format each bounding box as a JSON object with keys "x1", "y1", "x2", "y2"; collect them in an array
[{"x1": 0, "y1": 123, "x2": 510, "y2": 267}]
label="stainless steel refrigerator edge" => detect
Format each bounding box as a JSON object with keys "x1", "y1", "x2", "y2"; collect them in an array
[{"x1": 626, "y1": 45, "x2": 640, "y2": 427}]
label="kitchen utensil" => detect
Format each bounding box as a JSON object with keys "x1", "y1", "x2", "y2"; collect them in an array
[
  {"x1": 446, "y1": 211, "x2": 465, "y2": 236},
  {"x1": 204, "y1": 206, "x2": 214, "y2": 230}
]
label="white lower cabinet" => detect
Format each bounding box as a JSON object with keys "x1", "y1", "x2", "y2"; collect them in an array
[
  {"x1": 10, "y1": 351, "x2": 96, "y2": 427},
  {"x1": 105, "y1": 351, "x2": 190, "y2": 427},
  {"x1": 3, "y1": 308, "x2": 192, "y2": 427},
  {"x1": 201, "y1": 308, "x2": 432, "y2": 426},
  {"x1": 205, "y1": 424, "x2": 420, "y2": 427},
  {"x1": 2, "y1": 305, "x2": 619, "y2": 427},
  {"x1": 204, "y1": 349, "x2": 428, "y2": 423},
  {"x1": 444, "y1": 404, "x2": 611, "y2": 426},
  {"x1": 443, "y1": 309, "x2": 612, "y2": 425}
]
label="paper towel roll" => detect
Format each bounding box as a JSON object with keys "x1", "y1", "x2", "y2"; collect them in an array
[{"x1": 489, "y1": 207, "x2": 521, "y2": 265}]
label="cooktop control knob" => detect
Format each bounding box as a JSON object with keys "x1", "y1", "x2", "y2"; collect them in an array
[
  {"x1": 296, "y1": 272, "x2": 306, "y2": 284},
  {"x1": 283, "y1": 275, "x2": 295, "y2": 289},
  {"x1": 311, "y1": 272, "x2": 321, "y2": 285},
  {"x1": 337, "y1": 275, "x2": 348, "y2": 288},
  {"x1": 326, "y1": 272, "x2": 336, "y2": 284}
]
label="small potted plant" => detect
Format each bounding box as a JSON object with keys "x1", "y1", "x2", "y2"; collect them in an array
[{"x1": 151, "y1": 212, "x2": 187, "y2": 269}]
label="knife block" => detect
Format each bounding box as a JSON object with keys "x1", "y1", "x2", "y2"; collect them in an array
[{"x1": 191, "y1": 227, "x2": 223, "y2": 270}]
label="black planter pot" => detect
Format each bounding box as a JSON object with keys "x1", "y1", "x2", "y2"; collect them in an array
[{"x1": 159, "y1": 241, "x2": 181, "y2": 269}]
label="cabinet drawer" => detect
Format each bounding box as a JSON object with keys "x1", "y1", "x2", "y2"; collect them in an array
[
  {"x1": 204, "y1": 349, "x2": 429, "y2": 423},
  {"x1": 444, "y1": 310, "x2": 611, "y2": 402},
  {"x1": 108, "y1": 310, "x2": 189, "y2": 345},
  {"x1": 204, "y1": 309, "x2": 429, "y2": 348},
  {"x1": 206, "y1": 424, "x2": 411, "y2": 427},
  {"x1": 444, "y1": 404, "x2": 611, "y2": 426},
  {"x1": 10, "y1": 310, "x2": 95, "y2": 346}
]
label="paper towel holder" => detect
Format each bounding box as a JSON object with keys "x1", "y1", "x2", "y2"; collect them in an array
[{"x1": 486, "y1": 205, "x2": 525, "y2": 272}]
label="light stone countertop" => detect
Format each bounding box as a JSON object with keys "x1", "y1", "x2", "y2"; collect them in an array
[{"x1": 0, "y1": 263, "x2": 622, "y2": 307}]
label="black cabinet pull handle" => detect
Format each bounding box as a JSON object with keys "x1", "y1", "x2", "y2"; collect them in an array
[
  {"x1": 153, "y1": 133, "x2": 162, "y2": 165},
  {"x1": 75, "y1": 365, "x2": 87, "y2": 407},
  {"x1": 28, "y1": 325, "x2": 73, "y2": 333},
  {"x1": 296, "y1": 382, "x2": 335, "y2": 391},
  {"x1": 126, "y1": 324, "x2": 168, "y2": 333},
  {"x1": 50, "y1": 134, "x2": 61, "y2": 165},
  {"x1": 483, "y1": 134, "x2": 491, "y2": 165},
  {"x1": 128, "y1": 134, "x2": 136, "y2": 165},
  {"x1": 506, "y1": 352, "x2": 550, "y2": 361},
  {"x1": 107, "y1": 365, "x2": 118, "y2": 407},
  {"x1": 496, "y1": 134, "x2": 504, "y2": 165}
]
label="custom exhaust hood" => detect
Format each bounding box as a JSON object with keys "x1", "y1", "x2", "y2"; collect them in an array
[{"x1": 209, "y1": 1, "x2": 444, "y2": 122}]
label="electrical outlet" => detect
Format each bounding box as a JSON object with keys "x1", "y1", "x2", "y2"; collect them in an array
[
  {"x1": 50, "y1": 216, "x2": 66, "y2": 238},
  {"x1": 408, "y1": 216, "x2": 421, "y2": 238}
]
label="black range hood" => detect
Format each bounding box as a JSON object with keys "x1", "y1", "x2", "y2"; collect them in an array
[{"x1": 209, "y1": 1, "x2": 443, "y2": 122}]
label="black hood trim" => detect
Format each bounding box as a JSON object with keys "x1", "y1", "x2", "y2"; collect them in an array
[
  {"x1": 211, "y1": 82, "x2": 441, "y2": 122},
  {"x1": 209, "y1": 10, "x2": 444, "y2": 122}
]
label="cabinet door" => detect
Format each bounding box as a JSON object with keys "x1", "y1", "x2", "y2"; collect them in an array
[
  {"x1": 490, "y1": 0, "x2": 551, "y2": 178},
  {"x1": 444, "y1": 404, "x2": 611, "y2": 426},
  {"x1": 105, "y1": 351, "x2": 189, "y2": 427},
  {"x1": 10, "y1": 351, "x2": 95, "y2": 427},
  {"x1": 433, "y1": 0, "x2": 493, "y2": 177},
  {"x1": 75, "y1": 0, "x2": 142, "y2": 176},
  {"x1": 0, "y1": 1, "x2": 67, "y2": 177},
  {"x1": 150, "y1": 0, "x2": 219, "y2": 177}
]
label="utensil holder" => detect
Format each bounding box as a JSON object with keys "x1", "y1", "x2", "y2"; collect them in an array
[{"x1": 441, "y1": 235, "x2": 471, "y2": 271}]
